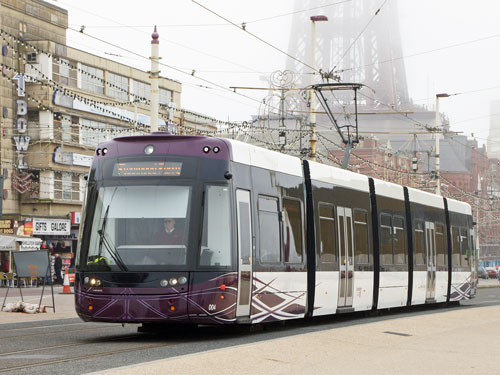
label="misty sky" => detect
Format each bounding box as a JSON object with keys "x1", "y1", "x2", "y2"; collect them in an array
[{"x1": 47, "y1": 0, "x2": 500, "y2": 147}]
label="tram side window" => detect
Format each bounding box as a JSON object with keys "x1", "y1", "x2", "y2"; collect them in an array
[
  {"x1": 414, "y1": 220, "x2": 425, "y2": 265},
  {"x1": 452, "y1": 226, "x2": 461, "y2": 266},
  {"x1": 460, "y1": 227, "x2": 470, "y2": 267},
  {"x1": 393, "y1": 216, "x2": 406, "y2": 265},
  {"x1": 258, "y1": 196, "x2": 281, "y2": 264},
  {"x1": 319, "y1": 203, "x2": 336, "y2": 263},
  {"x1": 436, "y1": 223, "x2": 446, "y2": 266},
  {"x1": 380, "y1": 214, "x2": 393, "y2": 265},
  {"x1": 353, "y1": 209, "x2": 369, "y2": 264},
  {"x1": 282, "y1": 198, "x2": 303, "y2": 263},
  {"x1": 199, "y1": 185, "x2": 231, "y2": 267}
]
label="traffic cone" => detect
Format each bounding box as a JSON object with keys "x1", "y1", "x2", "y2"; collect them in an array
[{"x1": 61, "y1": 267, "x2": 72, "y2": 294}]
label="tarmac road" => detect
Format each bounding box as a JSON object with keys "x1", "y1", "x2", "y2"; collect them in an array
[{"x1": 0, "y1": 282, "x2": 499, "y2": 375}]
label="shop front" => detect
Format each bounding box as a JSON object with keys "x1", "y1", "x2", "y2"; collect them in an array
[
  {"x1": 31, "y1": 217, "x2": 74, "y2": 268},
  {"x1": 0, "y1": 235, "x2": 42, "y2": 273}
]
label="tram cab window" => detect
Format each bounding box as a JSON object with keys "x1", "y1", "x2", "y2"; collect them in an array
[
  {"x1": 414, "y1": 220, "x2": 425, "y2": 265},
  {"x1": 258, "y1": 196, "x2": 281, "y2": 264},
  {"x1": 319, "y1": 203, "x2": 336, "y2": 263},
  {"x1": 85, "y1": 185, "x2": 191, "y2": 270},
  {"x1": 452, "y1": 226, "x2": 461, "y2": 266},
  {"x1": 436, "y1": 223, "x2": 446, "y2": 266},
  {"x1": 199, "y1": 185, "x2": 231, "y2": 267},
  {"x1": 282, "y1": 198, "x2": 303, "y2": 264},
  {"x1": 353, "y1": 209, "x2": 369, "y2": 264}
]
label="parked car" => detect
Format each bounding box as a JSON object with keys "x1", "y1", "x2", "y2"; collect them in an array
[
  {"x1": 477, "y1": 267, "x2": 488, "y2": 279},
  {"x1": 485, "y1": 267, "x2": 498, "y2": 279}
]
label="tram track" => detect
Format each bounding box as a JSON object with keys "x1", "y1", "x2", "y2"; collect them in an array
[
  {"x1": 0, "y1": 323, "x2": 125, "y2": 340},
  {"x1": 0, "y1": 342, "x2": 172, "y2": 373}
]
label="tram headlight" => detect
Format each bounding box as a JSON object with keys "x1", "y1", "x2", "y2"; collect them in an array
[
  {"x1": 213, "y1": 146, "x2": 220, "y2": 153},
  {"x1": 84, "y1": 276, "x2": 89, "y2": 284},
  {"x1": 178, "y1": 276, "x2": 187, "y2": 285},
  {"x1": 144, "y1": 144, "x2": 155, "y2": 155},
  {"x1": 169, "y1": 278, "x2": 178, "y2": 286},
  {"x1": 89, "y1": 278, "x2": 97, "y2": 286},
  {"x1": 160, "y1": 279, "x2": 169, "y2": 287},
  {"x1": 203, "y1": 146, "x2": 210, "y2": 153}
]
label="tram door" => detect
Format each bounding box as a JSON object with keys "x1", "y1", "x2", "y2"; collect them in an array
[
  {"x1": 236, "y1": 190, "x2": 253, "y2": 318},
  {"x1": 337, "y1": 207, "x2": 354, "y2": 307},
  {"x1": 425, "y1": 222, "x2": 436, "y2": 300}
]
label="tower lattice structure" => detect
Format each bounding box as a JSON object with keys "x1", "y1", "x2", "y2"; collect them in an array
[{"x1": 286, "y1": 0, "x2": 410, "y2": 111}]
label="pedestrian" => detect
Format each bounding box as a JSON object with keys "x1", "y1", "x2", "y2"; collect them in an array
[{"x1": 54, "y1": 253, "x2": 63, "y2": 285}]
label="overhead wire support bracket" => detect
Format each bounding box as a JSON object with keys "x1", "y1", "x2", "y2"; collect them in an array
[{"x1": 311, "y1": 82, "x2": 364, "y2": 168}]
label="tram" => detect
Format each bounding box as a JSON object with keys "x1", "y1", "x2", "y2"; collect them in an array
[{"x1": 74, "y1": 133, "x2": 475, "y2": 325}]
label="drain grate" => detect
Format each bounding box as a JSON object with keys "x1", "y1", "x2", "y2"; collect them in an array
[{"x1": 384, "y1": 331, "x2": 412, "y2": 337}]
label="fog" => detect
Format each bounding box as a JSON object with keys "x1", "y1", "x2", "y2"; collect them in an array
[{"x1": 47, "y1": 0, "x2": 500, "y2": 146}]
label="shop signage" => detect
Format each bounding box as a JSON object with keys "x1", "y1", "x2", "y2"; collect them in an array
[
  {"x1": 33, "y1": 218, "x2": 71, "y2": 235},
  {"x1": 0, "y1": 219, "x2": 17, "y2": 234},
  {"x1": 13, "y1": 74, "x2": 30, "y2": 169},
  {"x1": 53, "y1": 146, "x2": 93, "y2": 167},
  {"x1": 71, "y1": 212, "x2": 81, "y2": 225}
]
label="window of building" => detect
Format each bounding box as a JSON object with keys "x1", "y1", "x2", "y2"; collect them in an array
[
  {"x1": 132, "y1": 80, "x2": 151, "y2": 101},
  {"x1": 318, "y1": 203, "x2": 336, "y2": 263},
  {"x1": 107, "y1": 72, "x2": 129, "y2": 101},
  {"x1": 159, "y1": 88, "x2": 173, "y2": 105},
  {"x1": 414, "y1": 220, "x2": 425, "y2": 265},
  {"x1": 80, "y1": 119, "x2": 107, "y2": 147},
  {"x1": 436, "y1": 223, "x2": 446, "y2": 266},
  {"x1": 54, "y1": 172, "x2": 80, "y2": 201},
  {"x1": 353, "y1": 209, "x2": 369, "y2": 264},
  {"x1": 80, "y1": 64, "x2": 104, "y2": 95},
  {"x1": 53, "y1": 58, "x2": 77, "y2": 87},
  {"x1": 258, "y1": 196, "x2": 280, "y2": 264},
  {"x1": 282, "y1": 198, "x2": 303, "y2": 263},
  {"x1": 380, "y1": 213, "x2": 393, "y2": 264}
]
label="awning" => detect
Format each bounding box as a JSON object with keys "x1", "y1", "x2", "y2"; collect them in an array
[
  {"x1": 16, "y1": 237, "x2": 42, "y2": 251},
  {"x1": 0, "y1": 235, "x2": 17, "y2": 251}
]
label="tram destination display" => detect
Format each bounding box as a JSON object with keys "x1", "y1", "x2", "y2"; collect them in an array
[{"x1": 113, "y1": 161, "x2": 182, "y2": 177}]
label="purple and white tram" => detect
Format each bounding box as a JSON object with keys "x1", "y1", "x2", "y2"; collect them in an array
[{"x1": 75, "y1": 133, "x2": 475, "y2": 326}]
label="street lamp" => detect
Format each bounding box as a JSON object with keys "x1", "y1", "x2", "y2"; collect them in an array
[
  {"x1": 309, "y1": 15, "x2": 328, "y2": 161},
  {"x1": 434, "y1": 93, "x2": 450, "y2": 195}
]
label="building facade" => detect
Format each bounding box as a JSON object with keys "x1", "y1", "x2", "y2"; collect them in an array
[{"x1": 0, "y1": 0, "x2": 214, "y2": 266}]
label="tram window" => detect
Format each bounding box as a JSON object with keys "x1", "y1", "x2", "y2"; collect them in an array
[
  {"x1": 380, "y1": 213, "x2": 393, "y2": 265},
  {"x1": 414, "y1": 220, "x2": 425, "y2": 265},
  {"x1": 452, "y1": 226, "x2": 461, "y2": 266},
  {"x1": 436, "y1": 223, "x2": 446, "y2": 266},
  {"x1": 319, "y1": 203, "x2": 336, "y2": 263},
  {"x1": 460, "y1": 227, "x2": 470, "y2": 267},
  {"x1": 393, "y1": 216, "x2": 406, "y2": 265},
  {"x1": 353, "y1": 209, "x2": 369, "y2": 264},
  {"x1": 199, "y1": 185, "x2": 231, "y2": 267},
  {"x1": 282, "y1": 198, "x2": 303, "y2": 263},
  {"x1": 258, "y1": 196, "x2": 281, "y2": 264}
]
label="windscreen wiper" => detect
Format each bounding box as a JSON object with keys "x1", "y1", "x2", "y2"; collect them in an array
[{"x1": 97, "y1": 205, "x2": 128, "y2": 271}]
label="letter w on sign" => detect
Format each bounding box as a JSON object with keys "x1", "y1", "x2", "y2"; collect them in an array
[{"x1": 13, "y1": 136, "x2": 31, "y2": 151}]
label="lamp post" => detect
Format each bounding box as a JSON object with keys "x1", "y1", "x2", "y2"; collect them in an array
[
  {"x1": 309, "y1": 15, "x2": 328, "y2": 161},
  {"x1": 434, "y1": 93, "x2": 449, "y2": 195}
]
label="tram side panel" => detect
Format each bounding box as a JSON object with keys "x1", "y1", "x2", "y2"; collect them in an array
[
  {"x1": 249, "y1": 166, "x2": 308, "y2": 323},
  {"x1": 447, "y1": 200, "x2": 474, "y2": 301},
  {"x1": 373, "y1": 181, "x2": 409, "y2": 309},
  {"x1": 310, "y1": 180, "x2": 373, "y2": 316},
  {"x1": 407, "y1": 188, "x2": 448, "y2": 305}
]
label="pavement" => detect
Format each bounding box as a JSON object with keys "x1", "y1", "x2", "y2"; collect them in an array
[
  {"x1": 0, "y1": 285, "x2": 78, "y2": 324},
  {"x1": 1, "y1": 279, "x2": 499, "y2": 375}
]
